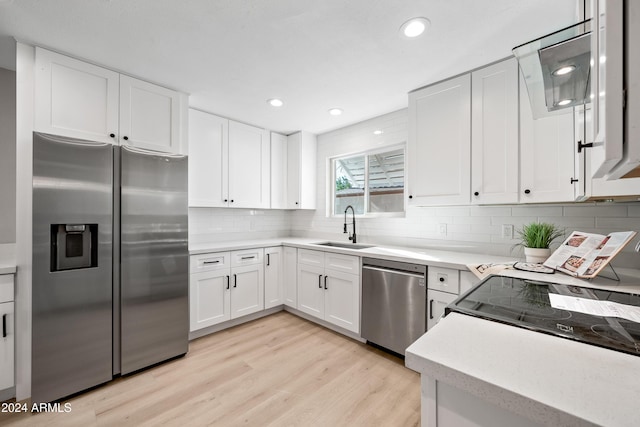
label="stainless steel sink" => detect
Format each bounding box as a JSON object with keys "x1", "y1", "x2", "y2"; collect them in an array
[{"x1": 312, "y1": 241, "x2": 375, "y2": 250}]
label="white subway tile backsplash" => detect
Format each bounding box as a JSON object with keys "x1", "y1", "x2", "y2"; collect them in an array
[{"x1": 563, "y1": 205, "x2": 629, "y2": 217}]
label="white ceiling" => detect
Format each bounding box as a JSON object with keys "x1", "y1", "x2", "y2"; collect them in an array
[{"x1": 0, "y1": 0, "x2": 578, "y2": 135}]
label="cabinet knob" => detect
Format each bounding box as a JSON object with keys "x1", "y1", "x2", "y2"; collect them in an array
[
  {"x1": 295, "y1": 202, "x2": 299, "y2": 205},
  {"x1": 524, "y1": 189, "x2": 531, "y2": 194},
  {"x1": 123, "y1": 136, "x2": 129, "y2": 141},
  {"x1": 109, "y1": 133, "x2": 115, "y2": 138},
  {"x1": 409, "y1": 195, "x2": 413, "y2": 199},
  {"x1": 224, "y1": 199, "x2": 228, "y2": 202},
  {"x1": 439, "y1": 277, "x2": 445, "y2": 282},
  {"x1": 230, "y1": 199, "x2": 234, "y2": 203},
  {"x1": 473, "y1": 191, "x2": 479, "y2": 196}
]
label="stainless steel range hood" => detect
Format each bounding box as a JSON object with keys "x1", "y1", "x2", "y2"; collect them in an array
[{"x1": 513, "y1": 20, "x2": 592, "y2": 119}]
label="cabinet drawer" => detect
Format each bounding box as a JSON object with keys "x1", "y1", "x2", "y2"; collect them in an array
[
  {"x1": 190, "y1": 252, "x2": 230, "y2": 273},
  {"x1": 324, "y1": 252, "x2": 359, "y2": 275},
  {"x1": 0, "y1": 275, "x2": 14, "y2": 303},
  {"x1": 428, "y1": 267, "x2": 460, "y2": 294},
  {"x1": 231, "y1": 248, "x2": 264, "y2": 267},
  {"x1": 298, "y1": 249, "x2": 325, "y2": 267}
]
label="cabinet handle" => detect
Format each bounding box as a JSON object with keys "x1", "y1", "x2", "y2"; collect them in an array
[
  {"x1": 226, "y1": 275, "x2": 230, "y2": 290},
  {"x1": 266, "y1": 254, "x2": 270, "y2": 266},
  {"x1": 577, "y1": 140, "x2": 593, "y2": 153},
  {"x1": 524, "y1": 189, "x2": 531, "y2": 194},
  {"x1": 233, "y1": 274, "x2": 237, "y2": 288},
  {"x1": 473, "y1": 191, "x2": 479, "y2": 196},
  {"x1": 2, "y1": 314, "x2": 6, "y2": 338},
  {"x1": 241, "y1": 256, "x2": 256, "y2": 260},
  {"x1": 203, "y1": 260, "x2": 220, "y2": 265},
  {"x1": 318, "y1": 274, "x2": 322, "y2": 289},
  {"x1": 123, "y1": 136, "x2": 129, "y2": 141},
  {"x1": 324, "y1": 275, "x2": 328, "y2": 290},
  {"x1": 429, "y1": 300, "x2": 434, "y2": 320},
  {"x1": 570, "y1": 178, "x2": 579, "y2": 184},
  {"x1": 109, "y1": 133, "x2": 115, "y2": 138}
]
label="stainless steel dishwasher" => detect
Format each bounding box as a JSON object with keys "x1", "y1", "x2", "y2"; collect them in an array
[{"x1": 361, "y1": 257, "x2": 427, "y2": 355}]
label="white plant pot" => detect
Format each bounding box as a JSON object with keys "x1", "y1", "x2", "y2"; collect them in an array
[{"x1": 524, "y1": 247, "x2": 551, "y2": 264}]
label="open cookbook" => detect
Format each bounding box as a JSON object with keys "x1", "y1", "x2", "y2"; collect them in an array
[{"x1": 543, "y1": 231, "x2": 638, "y2": 278}]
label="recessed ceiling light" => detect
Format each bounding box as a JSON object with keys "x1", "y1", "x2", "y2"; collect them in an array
[
  {"x1": 373, "y1": 130, "x2": 384, "y2": 135},
  {"x1": 400, "y1": 17, "x2": 430, "y2": 38},
  {"x1": 557, "y1": 99, "x2": 572, "y2": 106},
  {"x1": 553, "y1": 65, "x2": 576, "y2": 76},
  {"x1": 267, "y1": 98, "x2": 284, "y2": 107},
  {"x1": 328, "y1": 108, "x2": 343, "y2": 116}
]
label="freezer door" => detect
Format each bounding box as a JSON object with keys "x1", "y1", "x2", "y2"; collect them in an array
[
  {"x1": 32, "y1": 132, "x2": 113, "y2": 403},
  {"x1": 119, "y1": 146, "x2": 189, "y2": 375}
]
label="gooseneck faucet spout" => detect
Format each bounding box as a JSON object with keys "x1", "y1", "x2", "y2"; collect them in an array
[{"x1": 344, "y1": 205, "x2": 357, "y2": 244}]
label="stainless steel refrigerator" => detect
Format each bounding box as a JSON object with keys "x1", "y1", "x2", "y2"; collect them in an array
[{"x1": 32, "y1": 132, "x2": 188, "y2": 403}]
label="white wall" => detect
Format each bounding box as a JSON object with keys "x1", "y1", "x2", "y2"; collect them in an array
[
  {"x1": 0, "y1": 67, "x2": 16, "y2": 244},
  {"x1": 288, "y1": 109, "x2": 640, "y2": 269}
]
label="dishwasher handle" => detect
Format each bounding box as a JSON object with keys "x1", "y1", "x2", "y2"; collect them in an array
[{"x1": 362, "y1": 265, "x2": 425, "y2": 280}]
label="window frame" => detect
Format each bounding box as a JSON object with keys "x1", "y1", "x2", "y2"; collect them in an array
[{"x1": 328, "y1": 143, "x2": 406, "y2": 218}]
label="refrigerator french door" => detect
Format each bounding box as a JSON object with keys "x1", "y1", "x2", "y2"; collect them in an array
[{"x1": 32, "y1": 132, "x2": 188, "y2": 403}]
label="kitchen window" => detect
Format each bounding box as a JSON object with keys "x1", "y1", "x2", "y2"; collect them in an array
[{"x1": 330, "y1": 145, "x2": 405, "y2": 216}]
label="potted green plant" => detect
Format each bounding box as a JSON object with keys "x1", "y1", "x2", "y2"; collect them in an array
[{"x1": 515, "y1": 222, "x2": 564, "y2": 263}]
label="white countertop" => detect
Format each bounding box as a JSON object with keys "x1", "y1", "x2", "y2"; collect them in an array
[
  {"x1": 406, "y1": 311, "x2": 640, "y2": 427},
  {"x1": 190, "y1": 238, "x2": 516, "y2": 270}
]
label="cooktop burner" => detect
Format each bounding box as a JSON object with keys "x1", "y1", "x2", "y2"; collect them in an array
[{"x1": 446, "y1": 275, "x2": 640, "y2": 356}]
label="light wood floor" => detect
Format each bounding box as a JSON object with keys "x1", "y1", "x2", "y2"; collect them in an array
[{"x1": 2, "y1": 312, "x2": 420, "y2": 426}]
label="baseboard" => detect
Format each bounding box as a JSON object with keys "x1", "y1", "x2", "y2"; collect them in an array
[
  {"x1": 283, "y1": 306, "x2": 365, "y2": 343},
  {"x1": 189, "y1": 306, "x2": 284, "y2": 340}
]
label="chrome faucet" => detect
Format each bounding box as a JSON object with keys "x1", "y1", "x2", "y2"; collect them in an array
[{"x1": 343, "y1": 205, "x2": 357, "y2": 244}]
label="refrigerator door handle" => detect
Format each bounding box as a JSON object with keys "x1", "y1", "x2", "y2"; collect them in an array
[{"x1": 121, "y1": 144, "x2": 187, "y2": 160}]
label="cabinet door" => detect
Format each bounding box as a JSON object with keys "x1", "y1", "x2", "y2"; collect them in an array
[
  {"x1": 0, "y1": 301, "x2": 13, "y2": 390},
  {"x1": 297, "y1": 264, "x2": 325, "y2": 319},
  {"x1": 427, "y1": 290, "x2": 458, "y2": 330},
  {"x1": 408, "y1": 74, "x2": 471, "y2": 205},
  {"x1": 35, "y1": 47, "x2": 119, "y2": 143},
  {"x1": 264, "y1": 247, "x2": 283, "y2": 309},
  {"x1": 228, "y1": 121, "x2": 270, "y2": 208},
  {"x1": 471, "y1": 59, "x2": 519, "y2": 204},
  {"x1": 230, "y1": 264, "x2": 264, "y2": 318},
  {"x1": 189, "y1": 270, "x2": 231, "y2": 331},
  {"x1": 188, "y1": 109, "x2": 229, "y2": 207},
  {"x1": 287, "y1": 131, "x2": 317, "y2": 209},
  {"x1": 119, "y1": 75, "x2": 182, "y2": 154},
  {"x1": 324, "y1": 270, "x2": 359, "y2": 333},
  {"x1": 519, "y1": 75, "x2": 576, "y2": 203},
  {"x1": 283, "y1": 246, "x2": 297, "y2": 308},
  {"x1": 270, "y1": 132, "x2": 288, "y2": 209}
]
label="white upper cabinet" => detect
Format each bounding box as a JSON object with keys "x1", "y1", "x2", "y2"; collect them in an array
[
  {"x1": 471, "y1": 58, "x2": 519, "y2": 204},
  {"x1": 188, "y1": 109, "x2": 270, "y2": 209},
  {"x1": 408, "y1": 74, "x2": 471, "y2": 206},
  {"x1": 287, "y1": 131, "x2": 317, "y2": 209},
  {"x1": 270, "y1": 132, "x2": 288, "y2": 209},
  {"x1": 35, "y1": 47, "x2": 186, "y2": 154},
  {"x1": 188, "y1": 109, "x2": 229, "y2": 207},
  {"x1": 519, "y1": 74, "x2": 576, "y2": 203},
  {"x1": 35, "y1": 47, "x2": 119, "y2": 144},
  {"x1": 228, "y1": 121, "x2": 270, "y2": 209},
  {"x1": 119, "y1": 75, "x2": 183, "y2": 154}
]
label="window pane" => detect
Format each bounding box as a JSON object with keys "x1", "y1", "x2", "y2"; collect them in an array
[
  {"x1": 334, "y1": 156, "x2": 365, "y2": 215},
  {"x1": 368, "y1": 149, "x2": 404, "y2": 213}
]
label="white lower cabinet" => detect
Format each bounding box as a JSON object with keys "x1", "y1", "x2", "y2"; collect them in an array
[
  {"x1": 283, "y1": 246, "x2": 298, "y2": 308},
  {"x1": 189, "y1": 249, "x2": 264, "y2": 332},
  {"x1": 0, "y1": 274, "x2": 14, "y2": 391},
  {"x1": 427, "y1": 267, "x2": 464, "y2": 330},
  {"x1": 297, "y1": 249, "x2": 360, "y2": 333},
  {"x1": 264, "y1": 246, "x2": 283, "y2": 309}
]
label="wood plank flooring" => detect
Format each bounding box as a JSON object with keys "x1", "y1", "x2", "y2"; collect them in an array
[{"x1": 1, "y1": 312, "x2": 420, "y2": 426}]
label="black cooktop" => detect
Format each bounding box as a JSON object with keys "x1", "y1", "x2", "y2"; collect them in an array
[{"x1": 445, "y1": 275, "x2": 640, "y2": 356}]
